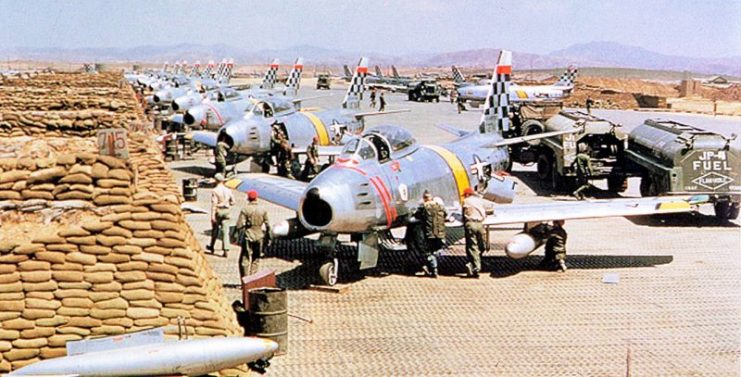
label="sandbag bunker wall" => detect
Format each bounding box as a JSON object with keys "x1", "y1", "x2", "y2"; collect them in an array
[{"x1": 0, "y1": 73, "x2": 243, "y2": 375}]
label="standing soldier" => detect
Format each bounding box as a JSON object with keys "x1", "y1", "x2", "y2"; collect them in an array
[
  {"x1": 456, "y1": 96, "x2": 466, "y2": 114},
  {"x1": 541, "y1": 220, "x2": 568, "y2": 272},
  {"x1": 277, "y1": 138, "x2": 295, "y2": 179},
  {"x1": 416, "y1": 192, "x2": 447, "y2": 277},
  {"x1": 214, "y1": 139, "x2": 228, "y2": 178},
  {"x1": 462, "y1": 187, "x2": 492, "y2": 278},
  {"x1": 207, "y1": 173, "x2": 234, "y2": 256},
  {"x1": 370, "y1": 88, "x2": 377, "y2": 108},
  {"x1": 378, "y1": 92, "x2": 386, "y2": 112},
  {"x1": 236, "y1": 190, "x2": 271, "y2": 280},
  {"x1": 586, "y1": 96, "x2": 594, "y2": 115},
  {"x1": 572, "y1": 145, "x2": 593, "y2": 200},
  {"x1": 302, "y1": 136, "x2": 320, "y2": 181}
]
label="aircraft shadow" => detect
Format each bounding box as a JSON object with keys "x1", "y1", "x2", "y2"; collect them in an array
[
  {"x1": 265, "y1": 237, "x2": 675, "y2": 287},
  {"x1": 512, "y1": 170, "x2": 621, "y2": 199},
  {"x1": 627, "y1": 212, "x2": 740, "y2": 228},
  {"x1": 171, "y1": 165, "x2": 214, "y2": 178}
]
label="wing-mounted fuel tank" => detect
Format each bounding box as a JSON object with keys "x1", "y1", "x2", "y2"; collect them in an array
[{"x1": 504, "y1": 223, "x2": 552, "y2": 259}]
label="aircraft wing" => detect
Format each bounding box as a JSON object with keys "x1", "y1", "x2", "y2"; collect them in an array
[
  {"x1": 482, "y1": 195, "x2": 708, "y2": 226},
  {"x1": 485, "y1": 126, "x2": 584, "y2": 148},
  {"x1": 224, "y1": 173, "x2": 306, "y2": 211},
  {"x1": 292, "y1": 145, "x2": 344, "y2": 156},
  {"x1": 191, "y1": 131, "x2": 218, "y2": 148},
  {"x1": 436, "y1": 124, "x2": 472, "y2": 138},
  {"x1": 366, "y1": 83, "x2": 407, "y2": 92}
]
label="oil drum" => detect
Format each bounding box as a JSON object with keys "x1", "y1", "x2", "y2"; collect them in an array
[
  {"x1": 247, "y1": 287, "x2": 288, "y2": 355},
  {"x1": 181, "y1": 178, "x2": 198, "y2": 202}
]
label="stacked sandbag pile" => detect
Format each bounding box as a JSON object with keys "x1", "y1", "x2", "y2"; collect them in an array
[
  {"x1": 0, "y1": 72, "x2": 244, "y2": 375},
  {"x1": 0, "y1": 72, "x2": 124, "y2": 88},
  {"x1": 0, "y1": 110, "x2": 138, "y2": 137},
  {"x1": 0, "y1": 88, "x2": 139, "y2": 113}
]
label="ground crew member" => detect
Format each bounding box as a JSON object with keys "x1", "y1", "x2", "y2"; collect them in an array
[
  {"x1": 378, "y1": 92, "x2": 386, "y2": 112},
  {"x1": 572, "y1": 146, "x2": 593, "y2": 200},
  {"x1": 416, "y1": 191, "x2": 446, "y2": 277},
  {"x1": 370, "y1": 88, "x2": 377, "y2": 108},
  {"x1": 457, "y1": 96, "x2": 466, "y2": 114},
  {"x1": 236, "y1": 190, "x2": 271, "y2": 280},
  {"x1": 541, "y1": 220, "x2": 568, "y2": 272},
  {"x1": 270, "y1": 126, "x2": 285, "y2": 168},
  {"x1": 462, "y1": 187, "x2": 491, "y2": 278},
  {"x1": 214, "y1": 140, "x2": 228, "y2": 178},
  {"x1": 586, "y1": 96, "x2": 594, "y2": 115},
  {"x1": 302, "y1": 136, "x2": 320, "y2": 181},
  {"x1": 208, "y1": 173, "x2": 234, "y2": 256},
  {"x1": 449, "y1": 88, "x2": 457, "y2": 104},
  {"x1": 277, "y1": 138, "x2": 295, "y2": 179}
]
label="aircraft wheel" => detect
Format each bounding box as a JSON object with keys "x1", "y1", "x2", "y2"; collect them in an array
[{"x1": 319, "y1": 258, "x2": 339, "y2": 286}]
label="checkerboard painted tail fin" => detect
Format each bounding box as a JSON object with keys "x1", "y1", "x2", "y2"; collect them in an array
[
  {"x1": 190, "y1": 61, "x2": 201, "y2": 77},
  {"x1": 451, "y1": 65, "x2": 466, "y2": 84},
  {"x1": 261, "y1": 58, "x2": 279, "y2": 89},
  {"x1": 213, "y1": 59, "x2": 227, "y2": 79},
  {"x1": 375, "y1": 65, "x2": 384, "y2": 78},
  {"x1": 480, "y1": 50, "x2": 512, "y2": 135},
  {"x1": 217, "y1": 58, "x2": 234, "y2": 84},
  {"x1": 202, "y1": 60, "x2": 215, "y2": 78},
  {"x1": 342, "y1": 57, "x2": 368, "y2": 109},
  {"x1": 555, "y1": 66, "x2": 578, "y2": 87},
  {"x1": 284, "y1": 57, "x2": 304, "y2": 96}
]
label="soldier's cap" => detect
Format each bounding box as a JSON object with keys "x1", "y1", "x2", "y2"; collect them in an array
[
  {"x1": 463, "y1": 187, "x2": 475, "y2": 196},
  {"x1": 247, "y1": 190, "x2": 258, "y2": 201},
  {"x1": 214, "y1": 173, "x2": 225, "y2": 182}
]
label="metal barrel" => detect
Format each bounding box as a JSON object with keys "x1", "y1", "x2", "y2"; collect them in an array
[
  {"x1": 247, "y1": 287, "x2": 288, "y2": 355},
  {"x1": 181, "y1": 178, "x2": 198, "y2": 202}
]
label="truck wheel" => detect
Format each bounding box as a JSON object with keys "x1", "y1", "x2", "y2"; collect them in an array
[
  {"x1": 639, "y1": 175, "x2": 652, "y2": 197},
  {"x1": 607, "y1": 175, "x2": 628, "y2": 193},
  {"x1": 729, "y1": 203, "x2": 740, "y2": 220},
  {"x1": 435, "y1": 97, "x2": 439, "y2": 103},
  {"x1": 536, "y1": 154, "x2": 552, "y2": 181},
  {"x1": 714, "y1": 201, "x2": 731, "y2": 221}
]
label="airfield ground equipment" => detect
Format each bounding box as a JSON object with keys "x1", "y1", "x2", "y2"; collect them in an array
[
  {"x1": 316, "y1": 73, "x2": 330, "y2": 90},
  {"x1": 407, "y1": 79, "x2": 441, "y2": 102},
  {"x1": 508, "y1": 107, "x2": 629, "y2": 192},
  {"x1": 624, "y1": 119, "x2": 740, "y2": 220}
]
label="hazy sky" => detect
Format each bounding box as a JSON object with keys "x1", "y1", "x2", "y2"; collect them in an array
[{"x1": 1, "y1": 0, "x2": 739, "y2": 57}]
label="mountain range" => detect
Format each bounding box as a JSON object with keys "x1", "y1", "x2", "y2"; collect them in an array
[{"x1": 1, "y1": 41, "x2": 739, "y2": 76}]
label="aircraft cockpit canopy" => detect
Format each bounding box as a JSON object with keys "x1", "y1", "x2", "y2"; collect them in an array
[
  {"x1": 264, "y1": 97, "x2": 296, "y2": 115},
  {"x1": 364, "y1": 125, "x2": 417, "y2": 158},
  {"x1": 340, "y1": 138, "x2": 377, "y2": 161}
]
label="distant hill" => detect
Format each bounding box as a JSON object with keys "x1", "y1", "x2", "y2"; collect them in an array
[{"x1": 1, "y1": 41, "x2": 738, "y2": 76}]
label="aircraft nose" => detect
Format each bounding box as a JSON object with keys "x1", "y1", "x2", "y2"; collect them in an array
[
  {"x1": 171, "y1": 99, "x2": 180, "y2": 111},
  {"x1": 220, "y1": 122, "x2": 261, "y2": 155},
  {"x1": 184, "y1": 106, "x2": 205, "y2": 126},
  {"x1": 299, "y1": 170, "x2": 373, "y2": 233}
]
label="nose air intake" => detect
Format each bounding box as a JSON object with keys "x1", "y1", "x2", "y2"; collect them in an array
[
  {"x1": 171, "y1": 101, "x2": 180, "y2": 111},
  {"x1": 183, "y1": 112, "x2": 195, "y2": 125},
  {"x1": 153, "y1": 95, "x2": 161, "y2": 103},
  {"x1": 218, "y1": 129, "x2": 234, "y2": 149},
  {"x1": 301, "y1": 188, "x2": 332, "y2": 228}
]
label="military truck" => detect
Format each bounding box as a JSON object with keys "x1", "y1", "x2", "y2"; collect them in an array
[
  {"x1": 407, "y1": 79, "x2": 441, "y2": 102},
  {"x1": 316, "y1": 73, "x2": 330, "y2": 90},
  {"x1": 624, "y1": 119, "x2": 740, "y2": 220},
  {"x1": 508, "y1": 109, "x2": 629, "y2": 192}
]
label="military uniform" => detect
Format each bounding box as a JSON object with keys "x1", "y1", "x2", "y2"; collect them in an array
[
  {"x1": 463, "y1": 194, "x2": 489, "y2": 277},
  {"x1": 214, "y1": 141, "x2": 228, "y2": 178},
  {"x1": 418, "y1": 200, "x2": 446, "y2": 277},
  {"x1": 301, "y1": 142, "x2": 320, "y2": 181},
  {"x1": 543, "y1": 223, "x2": 568, "y2": 272},
  {"x1": 572, "y1": 153, "x2": 592, "y2": 200},
  {"x1": 236, "y1": 201, "x2": 271, "y2": 279},
  {"x1": 277, "y1": 139, "x2": 295, "y2": 179},
  {"x1": 208, "y1": 182, "x2": 233, "y2": 255}
]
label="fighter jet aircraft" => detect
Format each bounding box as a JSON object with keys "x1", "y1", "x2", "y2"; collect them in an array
[
  {"x1": 366, "y1": 65, "x2": 415, "y2": 92},
  {"x1": 182, "y1": 58, "x2": 305, "y2": 130},
  {"x1": 151, "y1": 59, "x2": 236, "y2": 108},
  {"x1": 191, "y1": 57, "x2": 409, "y2": 170},
  {"x1": 221, "y1": 50, "x2": 705, "y2": 285},
  {"x1": 454, "y1": 64, "x2": 578, "y2": 106}
]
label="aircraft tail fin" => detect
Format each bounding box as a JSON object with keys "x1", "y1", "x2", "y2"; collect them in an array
[
  {"x1": 218, "y1": 59, "x2": 234, "y2": 84},
  {"x1": 343, "y1": 64, "x2": 352, "y2": 80},
  {"x1": 190, "y1": 61, "x2": 201, "y2": 77},
  {"x1": 202, "y1": 60, "x2": 215, "y2": 78},
  {"x1": 342, "y1": 57, "x2": 368, "y2": 109},
  {"x1": 452, "y1": 65, "x2": 466, "y2": 83},
  {"x1": 480, "y1": 50, "x2": 512, "y2": 135},
  {"x1": 161, "y1": 61, "x2": 170, "y2": 73},
  {"x1": 284, "y1": 57, "x2": 304, "y2": 96},
  {"x1": 213, "y1": 59, "x2": 227, "y2": 79},
  {"x1": 261, "y1": 58, "x2": 279, "y2": 89},
  {"x1": 391, "y1": 65, "x2": 400, "y2": 78},
  {"x1": 375, "y1": 65, "x2": 383, "y2": 78},
  {"x1": 555, "y1": 66, "x2": 578, "y2": 87}
]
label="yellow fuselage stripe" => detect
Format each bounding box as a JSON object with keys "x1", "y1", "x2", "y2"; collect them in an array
[
  {"x1": 224, "y1": 178, "x2": 241, "y2": 189},
  {"x1": 300, "y1": 112, "x2": 330, "y2": 146},
  {"x1": 426, "y1": 145, "x2": 471, "y2": 201},
  {"x1": 515, "y1": 90, "x2": 528, "y2": 99}
]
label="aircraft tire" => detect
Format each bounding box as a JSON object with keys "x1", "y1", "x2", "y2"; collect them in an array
[{"x1": 319, "y1": 259, "x2": 338, "y2": 286}]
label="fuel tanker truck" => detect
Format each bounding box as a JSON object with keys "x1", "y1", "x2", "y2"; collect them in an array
[{"x1": 624, "y1": 119, "x2": 740, "y2": 221}]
